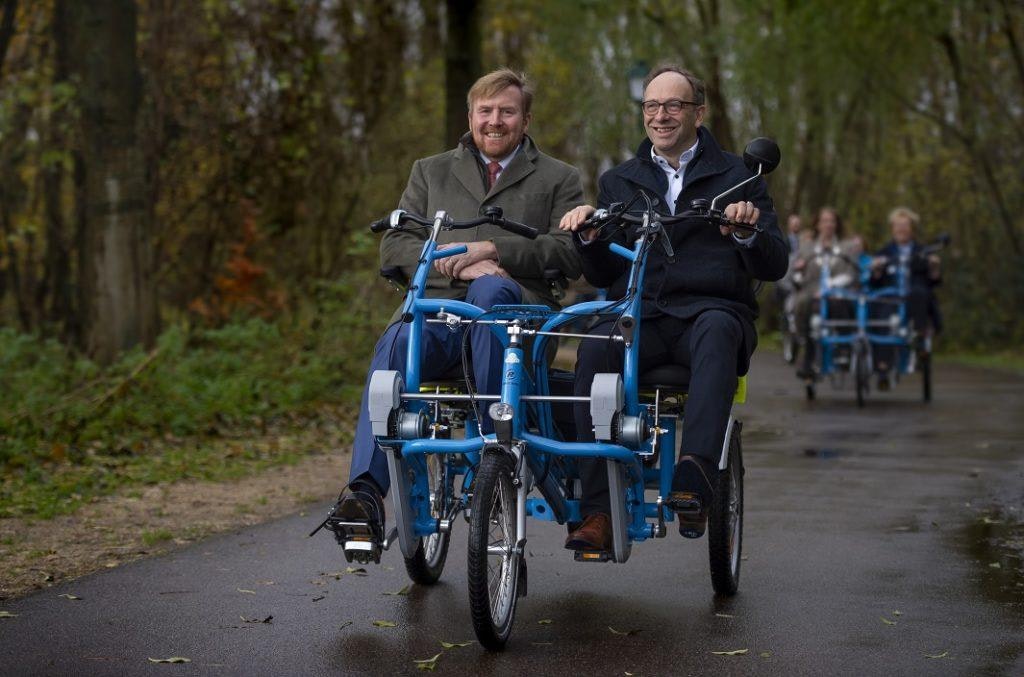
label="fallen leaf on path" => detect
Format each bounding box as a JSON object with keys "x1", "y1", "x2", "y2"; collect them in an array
[
  {"x1": 608, "y1": 626, "x2": 641, "y2": 636},
  {"x1": 240, "y1": 615, "x2": 273, "y2": 624},
  {"x1": 760, "y1": 652, "x2": 772, "y2": 658},
  {"x1": 382, "y1": 585, "x2": 411, "y2": 596},
  {"x1": 413, "y1": 652, "x2": 441, "y2": 671},
  {"x1": 714, "y1": 613, "x2": 735, "y2": 618},
  {"x1": 58, "y1": 594, "x2": 82, "y2": 600},
  {"x1": 236, "y1": 588, "x2": 256, "y2": 595},
  {"x1": 892, "y1": 610, "x2": 903, "y2": 616},
  {"x1": 924, "y1": 651, "x2": 949, "y2": 659},
  {"x1": 711, "y1": 649, "x2": 748, "y2": 656},
  {"x1": 312, "y1": 595, "x2": 326, "y2": 602},
  {"x1": 880, "y1": 617, "x2": 897, "y2": 626},
  {"x1": 537, "y1": 619, "x2": 553, "y2": 625},
  {"x1": 339, "y1": 621, "x2": 353, "y2": 630},
  {"x1": 372, "y1": 620, "x2": 397, "y2": 628},
  {"x1": 0, "y1": 611, "x2": 18, "y2": 618},
  {"x1": 989, "y1": 562, "x2": 1002, "y2": 569},
  {"x1": 440, "y1": 641, "x2": 472, "y2": 649},
  {"x1": 345, "y1": 567, "x2": 368, "y2": 576},
  {"x1": 148, "y1": 657, "x2": 191, "y2": 664}
]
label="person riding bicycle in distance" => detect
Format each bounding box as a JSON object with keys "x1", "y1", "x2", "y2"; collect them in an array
[
  {"x1": 559, "y1": 64, "x2": 788, "y2": 551},
  {"x1": 328, "y1": 69, "x2": 584, "y2": 547}
]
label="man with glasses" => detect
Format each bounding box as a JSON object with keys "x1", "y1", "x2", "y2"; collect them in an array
[
  {"x1": 324, "y1": 68, "x2": 584, "y2": 554},
  {"x1": 559, "y1": 64, "x2": 787, "y2": 551}
]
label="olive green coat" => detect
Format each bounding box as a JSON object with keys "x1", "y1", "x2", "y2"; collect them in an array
[{"x1": 380, "y1": 134, "x2": 583, "y2": 316}]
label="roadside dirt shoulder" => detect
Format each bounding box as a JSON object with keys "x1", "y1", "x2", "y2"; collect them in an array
[{"x1": 0, "y1": 451, "x2": 350, "y2": 600}]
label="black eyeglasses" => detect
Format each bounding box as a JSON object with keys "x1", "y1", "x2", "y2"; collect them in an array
[{"x1": 640, "y1": 99, "x2": 700, "y2": 115}]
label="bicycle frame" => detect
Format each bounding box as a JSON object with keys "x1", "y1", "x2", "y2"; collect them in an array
[{"x1": 373, "y1": 207, "x2": 742, "y2": 565}]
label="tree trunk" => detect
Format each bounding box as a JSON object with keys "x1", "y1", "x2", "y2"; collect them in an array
[
  {"x1": 445, "y1": 0, "x2": 481, "y2": 149},
  {"x1": 63, "y1": 0, "x2": 158, "y2": 363}
]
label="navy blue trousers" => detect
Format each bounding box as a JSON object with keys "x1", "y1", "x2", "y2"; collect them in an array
[
  {"x1": 573, "y1": 310, "x2": 742, "y2": 516},
  {"x1": 348, "y1": 275, "x2": 522, "y2": 495}
]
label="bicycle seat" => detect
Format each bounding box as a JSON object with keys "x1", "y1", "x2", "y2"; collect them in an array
[{"x1": 639, "y1": 365, "x2": 691, "y2": 391}]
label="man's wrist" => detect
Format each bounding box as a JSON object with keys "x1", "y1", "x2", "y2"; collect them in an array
[{"x1": 732, "y1": 230, "x2": 758, "y2": 247}]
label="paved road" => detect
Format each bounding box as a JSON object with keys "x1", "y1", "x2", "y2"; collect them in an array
[{"x1": 2, "y1": 354, "x2": 1022, "y2": 676}]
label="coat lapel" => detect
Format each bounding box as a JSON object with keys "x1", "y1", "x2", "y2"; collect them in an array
[
  {"x1": 452, "y1": 143, "x2": 487, "y2": 204},
  {"x1": 486, "y1": 136, "x2": 538, "y2": 200}
]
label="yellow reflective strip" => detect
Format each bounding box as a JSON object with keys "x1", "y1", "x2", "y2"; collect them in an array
[{"x1": 733, "y1": 375, "x2": 747, "y2": 404}]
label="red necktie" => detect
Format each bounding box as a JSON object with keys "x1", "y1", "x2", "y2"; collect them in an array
[{"x1": 487, "y1": 160, "x2": 501, "y2": 189}]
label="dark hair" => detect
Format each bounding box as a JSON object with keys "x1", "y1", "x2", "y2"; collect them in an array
[
  {"x1": 812, "y1": 206, "x2": 844, "y2": 238},
  {"x1": 642, "y1": 63, "x2": 705, "y2": 105}
]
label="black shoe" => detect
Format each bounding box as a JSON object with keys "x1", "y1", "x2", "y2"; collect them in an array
[
  {"x1": 666, "y1": 455, "x2": 716, "y2": 539},
  {"x1": 324, "y1": 481, "x2": 385, "y2": 563}
]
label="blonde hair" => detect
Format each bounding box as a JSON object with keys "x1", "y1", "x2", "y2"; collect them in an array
[
  {"x1": 888, "y1": 206, "x2": 920, "y2": 227},
  {"x1": 466, "y1": 68, "x2": 533, "y2": 114}
]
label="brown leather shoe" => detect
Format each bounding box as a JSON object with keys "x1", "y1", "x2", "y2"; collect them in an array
[{"x1": 564, "y1": 513, "x2": 612, "y2": 551}]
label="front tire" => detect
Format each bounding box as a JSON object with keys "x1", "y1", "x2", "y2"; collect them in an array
[
  {"x1": 708, "y1": 425, "x2": 744, "y2": 596},
  {"x1": 920, "y1": 350, "x2": 932, "y2": 403},
  {"x1": 467, "y1": 449, "x2": 520, "y2": 650},
  {"x1": 404, "y1": 454, "x2": 452, "y2": 585},
  {"x1": 854, "y1": 340, "x2": 870, "y2": 408}
]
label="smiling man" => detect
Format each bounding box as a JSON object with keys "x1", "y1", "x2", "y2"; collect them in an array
[
  {"x1": 559, "y1": 64, "x2": 787, "y2": 552},
  {"x1": 325, "y1": 68, "x2": 583, "y2": 554}
]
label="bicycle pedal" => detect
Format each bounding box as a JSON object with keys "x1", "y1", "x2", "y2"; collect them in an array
[
  {"x1": 666, "y1": 492, "x2": 708, "y2": 539},
  {"x1": 664, "y1": 492, "x2": 702, "y2": 514},
  {"x1": 328, "y1": 518, "x2": 383, "y2": 565},
  {"x1": 573, "y1": 550, "x2": 613, "y2": 563}
]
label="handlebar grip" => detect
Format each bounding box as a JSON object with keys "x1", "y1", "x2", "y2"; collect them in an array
[
  {"x1": 501, "y1": 220, "x2": 539, "y2": 240},
  {"x1": 369, "y1": 217, "x2": 390, "y2": 233}
]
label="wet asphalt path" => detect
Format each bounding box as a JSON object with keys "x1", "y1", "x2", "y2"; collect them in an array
[{"x1": 2, "y1": 353, "x2": 1022, "y2": 676}]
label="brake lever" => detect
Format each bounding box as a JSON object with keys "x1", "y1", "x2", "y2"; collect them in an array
[{"x1": 654, "y1": 218, "x2": 675, "y2": 258}]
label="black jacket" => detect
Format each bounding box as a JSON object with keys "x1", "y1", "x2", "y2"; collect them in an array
[
  {"x1": 576, "y1": 127, "x2": 788, "y2": 372},
  {"x1": 871, "y1": 240, "x2": 940, "y2": 291}
]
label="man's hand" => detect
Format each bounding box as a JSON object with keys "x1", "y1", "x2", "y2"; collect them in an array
[
  {"x1": 434, "y1": 240, "x2": 498, "y2": 278},
  {"x1": 721, "y1": 201, "x2": 760, "y2": 238},
  {"x1": 559, "y1": 205, "x2": 598, "y2": 242},
  {"x1": 456, "y1": 259, "x2": 508, "y2": 280}
]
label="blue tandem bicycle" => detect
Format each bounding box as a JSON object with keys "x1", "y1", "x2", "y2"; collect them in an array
[
  {"x1": 805, "y1": 236, "x2": 948, "y2": 406},
  {"x1": 323, "y1": 139, "x2": 781, "y2": 649}
]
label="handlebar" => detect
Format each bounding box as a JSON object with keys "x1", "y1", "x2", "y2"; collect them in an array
[
  {"x1": 580, "y1": 198, "x2": 762, "y2": 236},
  {"x1": 369, "y1": 207, "x2": 539, "y2": 240}
]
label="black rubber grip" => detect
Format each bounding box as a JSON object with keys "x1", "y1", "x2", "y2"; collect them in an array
[
  {"x1": 502, "y1": 220, "x2": 539, "y2": 239},
  {"x1": 370, "y1": 217, "x2": 390, "y2": 233}
]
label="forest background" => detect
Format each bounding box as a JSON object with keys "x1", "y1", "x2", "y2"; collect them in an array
[{"x1": 1, "y1": 0, "x2": 1021, "y2": 518}]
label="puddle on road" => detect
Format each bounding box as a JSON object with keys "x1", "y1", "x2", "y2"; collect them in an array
[
  {"x1": 960, "y1": 507, "x2": 1024, "y2": 609},
  {"x1": 802, "y1": 447, "x2": 847, "y2": 459}
]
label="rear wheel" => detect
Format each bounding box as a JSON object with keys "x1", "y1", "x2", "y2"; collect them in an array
[
  {"x1": 709, "y1": 425, "x2": 744, "y2": 596},
  {"x1": 921, "y1": 350, "x2": 932, "y2": 403},
  {"x1": 467, "y1": 449, "x2": 519, "y2": 650},
  {"x1": 404, "y1": 454, "x2": 452, "y2": 585},
  {"x1": 782, "y1": 332, "x2": 798, "y2": 364},
  {"x1": 854, "y1": 340, "x2": 870, "y2": 408}
]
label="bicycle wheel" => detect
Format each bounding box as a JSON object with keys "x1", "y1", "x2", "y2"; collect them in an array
[
  {"x1": 708, "y1": 425, "x2": 744, "y2": 596},
  {"x1": 920, "y1": 350, "x2": 932, "y2": 403},
  {"x1": 854, "y1": 341, "x2": 869, "y2": 408},
  {"x1": 404, "y1": 453, "x2": 452, "y2": 585},
  {"x1": 782, "y1": 333, "x2": 798, "y2": 364},
  {"x1": 467, "y1": 449, "x2": 520, "y2": 650}
]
